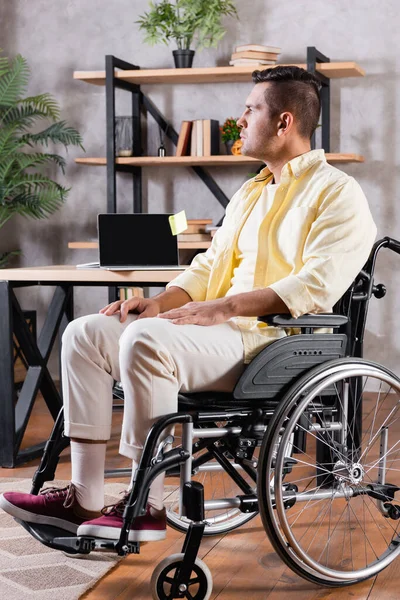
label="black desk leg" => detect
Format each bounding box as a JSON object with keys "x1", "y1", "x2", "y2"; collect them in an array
[
  {"x1": 0, "y1": 281, "x2": 16, "y2": 467},
  {"x1": 0, "y1": 284, "x2": 71, "y2": 467},
  {"x1": 59, "y1": 286, "x2": 74, "y2": 391}
]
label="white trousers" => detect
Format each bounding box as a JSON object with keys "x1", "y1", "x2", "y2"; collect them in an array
[{"x1": 61, "y1": 314, "x2": 246, "y2": 462}]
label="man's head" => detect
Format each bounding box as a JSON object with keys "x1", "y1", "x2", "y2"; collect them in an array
[{"x1": 237, "y1": 66, "x2": 322, "y2": 161}]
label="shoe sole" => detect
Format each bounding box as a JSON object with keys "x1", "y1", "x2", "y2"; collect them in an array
[
  {"x1": 0, "y1": 494, "x2": 79, "y2": 534},
  {"x1": 77, "y1": 523, "x2": 166, "y2": 542}
]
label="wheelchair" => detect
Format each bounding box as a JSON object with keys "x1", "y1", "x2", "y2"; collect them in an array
[{"x1": 17, "y1": 236, "x2": 400, "y2": 599}]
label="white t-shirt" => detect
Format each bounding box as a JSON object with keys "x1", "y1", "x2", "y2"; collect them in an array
[{"x1": 226, "y1": 182, "x2": 279, "y2": 297}]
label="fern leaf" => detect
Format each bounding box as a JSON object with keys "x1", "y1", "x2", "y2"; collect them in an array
[
  {"x1": 0, "y1": 54, "x2": 30, "y2": 106},
  {"x1": 13, "y1": 151, "x2": 66, "y2": 174},
  {"x1": 20, "y1": 121, "x2": 84, "y2": 150},
  {"x1": 0, "y1": 250, "x2": 21, "y2": 269},
  {"x1": 8, "y1": 182, "x2": 68, "y2": 219},
  {"x1": 1, "y1": 94, "x2": 61, "y2": 128}
]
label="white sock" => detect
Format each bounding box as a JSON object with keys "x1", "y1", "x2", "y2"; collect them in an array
[
  {"x1": 130, "y1": 461, "x2": 165, "y2": 512},
  {"x1": 71, "y1": 441, "x2": 107, "y2": 512}
]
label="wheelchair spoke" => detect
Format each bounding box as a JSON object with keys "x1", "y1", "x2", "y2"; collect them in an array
[
  {"x1": 317, "y1": 492, "x2": 347, "y2": 566},
  {"x1": 258, "y1": 362, "x2": 400, "y2": 583}
]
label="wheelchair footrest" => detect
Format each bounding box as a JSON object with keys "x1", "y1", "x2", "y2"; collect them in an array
[{"x1": 15, "y1": 519, "x2": 140, "y2": 555}]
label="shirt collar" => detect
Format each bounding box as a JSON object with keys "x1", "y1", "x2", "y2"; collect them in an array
[{"x1": 254, "y1": 149, "x2": 326, "y2": 182}]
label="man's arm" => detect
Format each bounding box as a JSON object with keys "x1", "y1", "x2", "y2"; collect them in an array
[
  {"x1": 160, "y1": 177, "x2": 376, "y2": 326},
  {"x1": 268, "y1": 178, "x2": 377, "y2": 318},
  {"x1": 100, "y1": 285, "x2": 193, "y2": 322},
  {"x1": 225, "y1": 287, "x2": 289, "y2": 317},
  {"x1": 158, "y1": 287, "x2": 288, "y2": 325},
  {"x1": 154, "y1": 286, "x2": 193, "y2": 312}
]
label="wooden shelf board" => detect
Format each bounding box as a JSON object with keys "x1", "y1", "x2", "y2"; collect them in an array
[
  {"x1": 73, "y1": 62, "x2": 365, "y2": 86},
  {"x1": 68, "y1": 241, "x2": 212, "y2": 250},
  {"x1": 69, "y1": 242, "x2": 98, "y2": 249},
  {"x1": 75, "y1": 153, "x2": 364, "y2": 167}
]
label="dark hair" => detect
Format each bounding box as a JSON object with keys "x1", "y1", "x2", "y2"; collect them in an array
[{"x1": 252, "y1": 66, "x2": 322, "y2": 139}]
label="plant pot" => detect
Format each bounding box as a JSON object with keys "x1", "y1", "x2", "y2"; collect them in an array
[
  {"x1": 225, "y1": 140, "x2": 234, "y2": 154},
  {"x1": 173, "y1": 49, "x2": 195, "y2": 68}
]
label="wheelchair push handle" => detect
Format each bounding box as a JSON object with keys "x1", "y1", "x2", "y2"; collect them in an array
[{"x1": 385, "y1": 237, "x2": 400, "y2": 255}]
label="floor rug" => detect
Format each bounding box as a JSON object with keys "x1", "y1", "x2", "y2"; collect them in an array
[{"x1": 0, "y1": 478, "x2": 128, "y2": 599}]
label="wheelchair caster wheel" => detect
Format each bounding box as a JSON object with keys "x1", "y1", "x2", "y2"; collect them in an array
[{"x1": 151, "y1": 553, "x2": 212, "y2": 600}]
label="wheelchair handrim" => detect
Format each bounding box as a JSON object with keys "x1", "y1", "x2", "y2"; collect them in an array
[{"x1": 273, "y1": 362, "x2": 400, "y2": 581}]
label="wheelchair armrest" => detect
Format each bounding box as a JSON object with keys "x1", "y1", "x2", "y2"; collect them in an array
[{"x1": 257, "y1": 313, "x2": 348, "y2": 328}]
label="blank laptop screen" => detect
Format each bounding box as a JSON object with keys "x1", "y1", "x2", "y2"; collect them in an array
[{"x1": 98, "y1": 214, "x2": 179, "y2": 267}]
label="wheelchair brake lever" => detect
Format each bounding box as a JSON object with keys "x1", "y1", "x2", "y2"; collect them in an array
[{"x1": 152, "y1": 435, "x2": 175, "y2": 465}]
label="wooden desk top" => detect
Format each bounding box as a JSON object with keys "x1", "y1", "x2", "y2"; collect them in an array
[{"x1": 0, "y1": 265, "x2": 187, "y2": 284}]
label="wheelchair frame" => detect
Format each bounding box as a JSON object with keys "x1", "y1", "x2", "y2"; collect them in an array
[{"x1": 17, "y1": 237, "x2": 400, "y2": 599}]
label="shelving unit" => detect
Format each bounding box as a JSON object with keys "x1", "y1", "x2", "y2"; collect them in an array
[
  {"x1": 73, "y1": 49, "x2": 365, "y2": 216},
  {"x1": 73, "y1": 48, "x2": 365, "y2": 301}
]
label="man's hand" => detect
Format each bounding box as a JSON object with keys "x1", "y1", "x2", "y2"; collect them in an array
[
  {"x1": 158, "y1": 298, "x2": 234, "y2": 326},
  {"x1": 99, "y1": 297, "x2": 162, "y2": 323}
]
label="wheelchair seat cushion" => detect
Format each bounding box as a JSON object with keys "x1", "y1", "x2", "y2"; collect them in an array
[{"x1": 177, "y1": 391, "x2": 279, "y2": 411}]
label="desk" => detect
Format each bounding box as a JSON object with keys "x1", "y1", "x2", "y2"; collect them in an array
[{"x1": 0, "y1": 265, "x2": 186, "y2": 467}]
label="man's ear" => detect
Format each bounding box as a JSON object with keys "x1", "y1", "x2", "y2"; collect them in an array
[{"x1": 277, "y1": 112, "x2": 293, "y2": 136}]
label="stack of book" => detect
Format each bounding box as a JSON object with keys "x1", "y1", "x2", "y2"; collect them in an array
[
  {"x1": 176, "y1": 120, "x2": 220, "y2": 157},
  {"x1": 119, "y1": 287, "x2": 144, "y2": 301},
  {"x1": 229, "y1": 44, "x2": 281, "y2": 67},
  {"x1": 178, "y1": 219, "x2": 213, "y2": 244}
]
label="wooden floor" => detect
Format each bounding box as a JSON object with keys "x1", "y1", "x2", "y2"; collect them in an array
[{"x1": 1, "y1": 395, "x2": 399, "y2": 600}]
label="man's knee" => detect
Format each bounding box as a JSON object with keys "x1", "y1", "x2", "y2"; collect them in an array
[
  {"x1": 119, "y1": 317, "x2": 171, "y2": 360},
  {"x1": 62, "y1": 314, "x2": 116, "y2": 352}
]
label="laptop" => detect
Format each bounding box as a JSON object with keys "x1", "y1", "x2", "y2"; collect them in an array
[{"x1": 77, "y1": 213, "x2": 183, "y2": 270}]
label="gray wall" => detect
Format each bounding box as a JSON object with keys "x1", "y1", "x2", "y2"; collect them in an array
[{"x1": 1, "y1": 0, "x2": 399, "y2": 375}]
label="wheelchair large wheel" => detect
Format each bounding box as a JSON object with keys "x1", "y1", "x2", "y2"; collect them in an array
[
  {"x1": 258, "y1": 358, "x2": 400, "y2": 586},
  {"x1": 165, "y1": 421, "x2": 258, "y2": 536}
]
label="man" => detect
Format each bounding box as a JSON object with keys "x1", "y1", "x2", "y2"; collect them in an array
[{"x1": 0, "y1": 66, "x2": 377, "y2": 543}]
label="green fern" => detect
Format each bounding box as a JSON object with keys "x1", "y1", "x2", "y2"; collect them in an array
[{"x1": 0, "y1": 50, "x2": 84, "y2": 267}]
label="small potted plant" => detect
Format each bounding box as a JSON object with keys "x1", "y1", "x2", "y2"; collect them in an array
[
  {"x1": 221, "y1": 117, "x2": 242, "y2": 155},
  {"x1": 136, "y1": 0, "x2": 238, "y2": 68}
]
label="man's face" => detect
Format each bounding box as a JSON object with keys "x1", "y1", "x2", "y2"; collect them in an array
[{"x1": 237, "y1": 82, "x2": 281, "y2": 161}]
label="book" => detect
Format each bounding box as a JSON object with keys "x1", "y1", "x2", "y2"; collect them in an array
[
  {"x1": 229, "y1": 59, "x2": 276, "y2": 66},
  {"x1": 235, "y1": 44, "x2": 281, "y2": 54},
  {"x1": 184, "y1": 219, "x2": 213, "y2": 233},
  {"x1": 178, "y1": 233, "x2": 211, "y2": 242},
  {"x1": 196, "y1": 119, "x2": 203, "y2": 156},
  {"x1": 187, "y1": 219, "x2": 213, "y2": 224},
  {"x1": 231, "y1": 50, "x2": 280, "y2": 61},
  {"x1": 190, "y1": 120, "x2": 197, "y2": 156},
  {"x1": 176, "y1": 120, "x2": 192, "y2": 156},
  {"x1": 119, "y1": 287, "x2": 144, "y2": 301},
  {"x1": 184, "y1": 224, "x2": 208, "y2": 233},
  {"x1": 202, "y1": 119, "x2": 220, "y2": 156}
]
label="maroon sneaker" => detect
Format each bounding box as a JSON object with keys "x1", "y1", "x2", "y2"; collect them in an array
[
  {"x1": 77, "y1": 496, "x2": 166, "y2": 542},
  {"x1": 0, "y1": 485, "x2": 99, "y2": 533}
]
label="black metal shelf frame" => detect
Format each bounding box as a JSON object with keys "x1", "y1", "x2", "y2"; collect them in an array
[
  {"x1": 307, "y1": 47, "x2": 330, "y2": 152},
  {"x1": 105, "y1": 46, "x2": 331, "y2": 215}
]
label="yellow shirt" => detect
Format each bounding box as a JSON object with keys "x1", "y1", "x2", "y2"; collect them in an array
[
  {"x1": 226, "y1": 181, "x2": 279, "y2": 296},
  {"x1": 167, "y1": 150, "x2": 377, "y2": 363}
]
